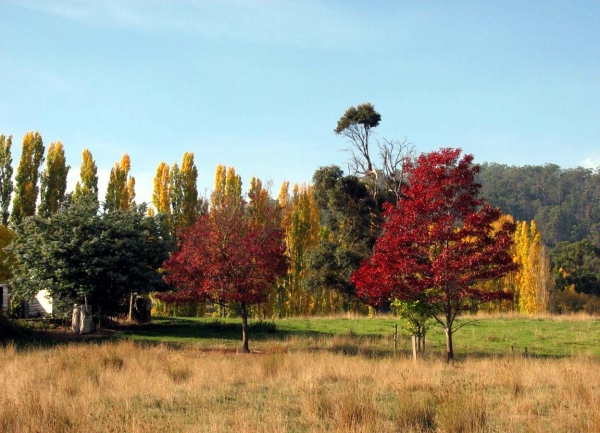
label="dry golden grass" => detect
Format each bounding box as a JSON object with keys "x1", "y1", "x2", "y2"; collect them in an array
[{"x1": 1, "y1": 339, "x2": 599, "y2": 432}]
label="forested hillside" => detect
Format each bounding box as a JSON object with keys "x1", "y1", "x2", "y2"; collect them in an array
[{"x1": 477, "y1": 163, "x2": 600, "y2": 247}]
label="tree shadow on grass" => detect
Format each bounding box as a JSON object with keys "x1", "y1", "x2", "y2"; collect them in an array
[
  {"x1": 121, "y1": 317, "x2": 323, "y2": 342},
  {"x1": 4, "y1": 317, "x2": 578, "y2": 361}
]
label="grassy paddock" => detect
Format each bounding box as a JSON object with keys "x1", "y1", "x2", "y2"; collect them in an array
[
  {"x1": 119, "y1": 313, "x2": 600, "y2": 359},
  {"x1": 1, "y1": 338, "x2": 599, "y2": 432},
  {"x1": 1, "y1": 314, "x2": 599, "y2": 432}
]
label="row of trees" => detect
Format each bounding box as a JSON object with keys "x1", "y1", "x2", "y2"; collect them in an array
[
  {"x1": 2, "y1": 104, "x2": 598, "y2": 357},
  {"x1": 0, "y1": 132, "x2": 204, "y2": 323},
  {"x1": 151, "y1": 105, "x2": 518, "y2": 359}
]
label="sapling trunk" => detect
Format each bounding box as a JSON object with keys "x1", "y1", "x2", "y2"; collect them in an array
[{"x1": 241, "y1": 303, "x2": 250, "y2": 353}]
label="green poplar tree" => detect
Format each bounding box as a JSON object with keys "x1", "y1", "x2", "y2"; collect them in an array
[
  {"x1": 11, "y1": 131, "x2": 45, "y2": 225},
  {"x1": 180, "y1": 152, "x2": 199, "y2": 229},
  {"x1": 39, "y1": 142, "x2": 70, "y2": 217},
  {"x1": 170, "y1": 152, "x2": 204, "y2": 231},
  {"x1": 0, "y1": 134, "x2": 14, "y2": 226},
  {"x1": 170, "y1": 162, "x2": 183, "y2": 229}
]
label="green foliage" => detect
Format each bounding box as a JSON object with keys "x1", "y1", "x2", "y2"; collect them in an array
[
  {"x1": 392, "y1": 298, "x2": 431, "y2": 339},
  {"x1": 334, "y1": 103, "x2": 381, "y2": 134},
  {"x1": 305, "y1": 166, "x2": 378, "y2": 304},
  {"x1": 179, "y1": 152, "x2": 200, "y2": 228},
  {"x1": 0, "y1": 135, "x2": 13, "y2": 226},
  {"x1": 551, "y1": 239, "x2": 600, "y2": 298},
  {"x1": 334, "y1": 103, "x2": 381, "y2": 174},
  {"x1": 477, "y1": 163, "x2": 600, "y2": 246},
  {"x1": 11, "y1": 132, "x2": 45, "y2": 226},
  {"x1": 10, "y1": 196, "x2": 173, "y2": 314}
]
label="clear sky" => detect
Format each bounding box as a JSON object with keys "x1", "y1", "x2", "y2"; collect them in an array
[{"x1": 1, "y1": 0, "x2": 599, "y2": 205}]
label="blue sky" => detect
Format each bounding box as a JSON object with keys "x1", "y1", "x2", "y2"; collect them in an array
[{"x1": 1, "y1": 0, "x2": 599, "y2": 205}]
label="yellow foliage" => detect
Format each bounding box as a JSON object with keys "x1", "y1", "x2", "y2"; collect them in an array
[
  {"x1": 513, "y1": 220, "x2": 553, "y2": 314},
  {"x1": 0, "y1": 225, "x2": 15, "y2": 282},
  {"x1": 152, "y1": 162, "x2": 171, "y2": 214}
]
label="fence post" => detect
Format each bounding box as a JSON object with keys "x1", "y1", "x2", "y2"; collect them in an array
[
  {"x1": 393, "y1": 324, "x2": 398, "y2": 357},
  {"x1": 412, "y1": 335, "x2": 418, "y2": 362}
]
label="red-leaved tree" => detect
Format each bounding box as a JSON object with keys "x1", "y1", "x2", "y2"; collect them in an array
[
  {"x1": 352, "y1": 148, "x2": 517, "y2": 360},
  {"x1": 160, "y1": 195, "x2": 287, "y2": 353}
]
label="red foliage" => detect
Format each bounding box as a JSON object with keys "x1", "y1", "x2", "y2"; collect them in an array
[
  {"x1": 351, "y1": 148, "x2": 517, "y2": 359},
  {"x1": 159, "y1": 202, "x2": 287, "y2": 308}
]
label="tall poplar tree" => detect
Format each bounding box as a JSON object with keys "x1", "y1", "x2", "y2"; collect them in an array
[
  {"x1": 38, "y1": 142, "x2": 70, "y2": 217},
  {"x1": 212, "y1": 164, "x2": 242, "y2": 212},
  {"x1": 152, "y1": 162, "x2": 171, "y2": 214},
  {"x1": 170, "y1": 162, "x2": 182, "y2": 228},
  {"x1": 514, "y1": 221, "x2": 553, "y2": 313},
  {"x1": 0, "y1": 135, "x2": 13, "y2": 226},
  {"x1": 104, "y1": 154, "x2": 135, "y2": 212},
  {"x1": 278, "y1": 183, "x2": 323, "y2": 316},
  {"x1": 248, "y1": 176, "x2": 270, "y2": 224},
  {"x1": 74, "y1": 149, "x2": 99, "y2": 206},
  {"x1": 11, "y1": 131, "x2": 45, "y2": 225},
  {"x1": 180, "y1": 152, "x2": 199, "y2": 229},
  {"x1": 170, "y1": 152, "x2": 203, "y2": 231}
]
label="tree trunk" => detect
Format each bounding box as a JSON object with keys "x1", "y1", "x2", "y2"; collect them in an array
[
  {"x1": 128, "y1": 292, "x2": 135, "y2": 322},
  {"x1": 240, "y1": 303, "x2": 250, "y2": 353},
  {"x1": 445, "y1": 326, "x2": 454, "y2": 361}
]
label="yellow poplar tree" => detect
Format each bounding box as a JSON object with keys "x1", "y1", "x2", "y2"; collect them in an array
[
  {"x1": 515, "y1": 221, "x2": 553, "y2": 313},
  {"x1": 170, "y1": 152, "x2": 203, "y2": 231},
  {"x1": 212, "y1": 164, "x2": 242, "y2": 212},
  {"x1": 247, "y1": 176, "x2": 280, "y2": 318},
  {"x1": 248, "y1": 176, "x2": 270, "y2": 224},
  {"x1": 153, "y1": 162, "x2": 171, "y2": 214},
  {"x1": 0, "y1": 225, "x2": 15, "y2": 282},
  {"x1": 271, "y1": 182, "x2": 322, "y2": 317},
  {"x1": 11, "y1": 132, "x2": 45, "y2": 225},
  {"x1": 180, "y1": 152, "x2": 199, "y2": 229},
  {"x1": 38, "y1": 142, "x2": 70, "y2": 217},
  {"x1": 74, "y1": 149, "x2": 99, "y2": 205},
  {"x1": 105, "y1": 154, "x2": 135, "y2": 212}
]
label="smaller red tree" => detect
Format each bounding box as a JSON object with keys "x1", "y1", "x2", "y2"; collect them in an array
[
  {"x1": 161, "y1": 197, "x2": 287, "y2": 353},
  {"x1": 352, "y1": 148, "x2": 517, "y2": 360}
]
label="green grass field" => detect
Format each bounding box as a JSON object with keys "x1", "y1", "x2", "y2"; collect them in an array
[{"x1": 114, "y1": 313, "x2": 600, "y2": 359}]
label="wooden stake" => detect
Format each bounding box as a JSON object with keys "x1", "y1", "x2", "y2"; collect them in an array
[
  {"x1": 412, "y1": 335, "x2": 418, "y2": 362},
  {"x1": 393, "y1": 324, "x2": 397, "y2": 357}
]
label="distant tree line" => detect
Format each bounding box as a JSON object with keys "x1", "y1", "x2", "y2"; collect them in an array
[
  {"x1": 477, "y1": 163, "x2": 600, "y2": 247},
  {"x1": 477, "y1": 163, "x2": 600, "y2": 312}
]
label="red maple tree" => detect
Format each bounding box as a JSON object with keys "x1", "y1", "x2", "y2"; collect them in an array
[
  {"x1": 352, "y1": 148, "x2": 517, "y2": 360},
  {"x1": 160, "y1": 199, "x2": 287, "y2": 353}
]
